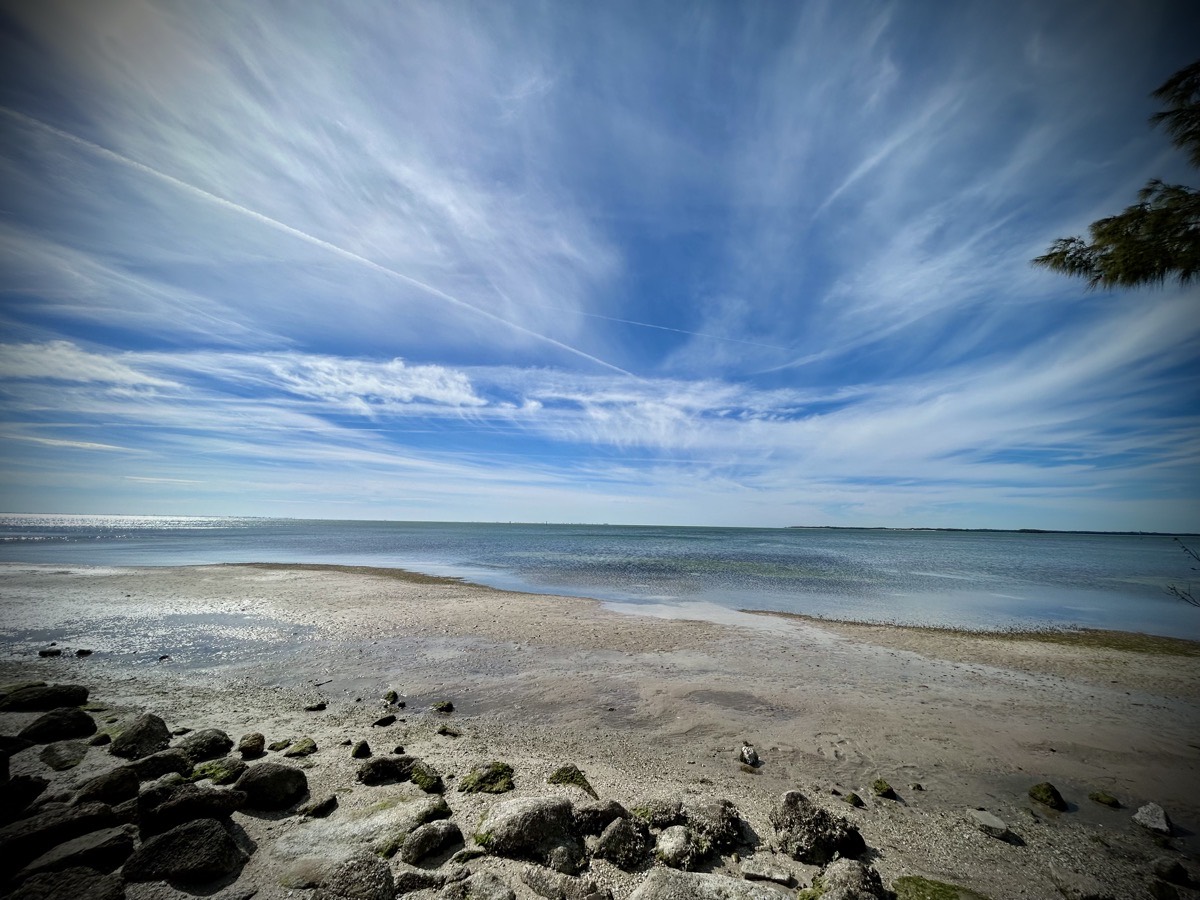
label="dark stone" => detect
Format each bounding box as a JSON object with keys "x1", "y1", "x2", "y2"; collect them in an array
[
  {"x1": 237, "y1": 732, "x2": 265, "y2": 759},
  {"x1": 431, "y1": 701, "x2": 454, "y2": 713},
  {"x1": 411, "y1": 759, "x2": 444, "y2": 794},
  {"x1": 283, "y1": 737, "x2": 318, "y2": 757},
  {"x1": 268, "y1": 739, "x2": 292, "y2": 752},
  {"x1": 458, "y1": 761, "x2": 515, "y2": 794},
  {"x1": 175, "y1": 728, "x2": 233, "y2": 763},
  {"x1": 1089, "y1": 790, "x2": 1121, "y2": 808},
  {"x1": 19, "y1": 708, "x2": 97, "y2": 744},
  {"x1": 123, "y1": 817, "x2": 248, "y2": 883},
  {"x1": 139, "y1": 783, "x2": 247, "y2": 835},
  {"x1": 39, "y1": 741, "x2": 88, "y2": 771},
  {"x1": 1029, "y1": 782, "x2": 1067, "y2": 811},
  {"x1": 19, "y1": 824, "x2": 136, "y2": 876},
  {"x1": 75, "y1": 649, "x2": 93, "y2": 657},
  {"x1": 682, "y1": 797, "x2": 742, "y2": 852},
  {"x1": 1151, "y1": 856, "x2": 1190, "y2": 886},
  {"x1": 373, "y1": 714, "x2": 396, "y2": 727},
  {"x1": 126, "y1": 748, "x2": 192, "y2": 781},
  {"x1": 189, "y1": 756, "x2": 247, "y2": 785},
  {"x1": 0, "y1": 775, "x2": 49, "y2": 823},
  {"x1": 313, "y1": 851, "x2": 394, "y2": 900},
  {"x1": 236, "y1": 761, "x2": 308, "y2": 810},
  {"x1": 574, "y1": 800, "x2": 627, "y2": 836},
  {"x1": 442, "y1": 872, "x2": 515, "y2": 900},
  {"x1": 351, "y1": 740, "x2": 372, "y2": 759},
  {"x1": 400, "y1": 819, "x2": 463, "y2": 863},
  {"x1": 37, "y1": 649, "x2": 62, "y2": 658},
  {"x1": 6, "y1": 866, "x2": 124, "y2": 900},
  {"x1": 0, "y1": 734, "x2": 34, "y2": 756},
  {"x1": 299, "y1": 794, "x2": 338, "y2": 818},
  {"x1": 593, "y1": 816, "x2": 648, "y2": 870},
  {"x1": 109, "y1": 713, "x2": 170, "y2": 760},
  {"x1": 76, "y1": 768, "x2": 140, "y2": 806},
  {"x1": 769, "y1": 790, "x2": 865, "y2": 865},
  {"x1": 304, "y1": 701, "x2": 326, "y2": 712},
  {"x1": 0, "y1": 801, "x2": 116, "y2": 875},
  {"x1": 357, "y1": 754, "x2": 417, "y2": 785},
  {"x1": 88, "y1": 733, "x2": 111, "y2": 747}
]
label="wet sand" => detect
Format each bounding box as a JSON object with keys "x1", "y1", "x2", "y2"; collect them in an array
[{"x1": 2, "y1": 563, "x2": 1198, "y2": 899}]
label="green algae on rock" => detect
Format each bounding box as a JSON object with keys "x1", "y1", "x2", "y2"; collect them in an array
[
  {"x1": 547, "y1": 764, "x2": 598, "y2": 799},
  {"x1": 457, "y1": 761, "x2": 514, "y2": 794}
]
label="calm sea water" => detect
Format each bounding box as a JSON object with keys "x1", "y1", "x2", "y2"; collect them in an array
[{"x1": 1, "y1": 515, "x2": 1196, "y2": 639}]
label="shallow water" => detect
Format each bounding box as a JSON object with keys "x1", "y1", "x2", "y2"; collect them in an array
[{"x1": 0, "y1": 515, "x2": 1196, "y2": 638}]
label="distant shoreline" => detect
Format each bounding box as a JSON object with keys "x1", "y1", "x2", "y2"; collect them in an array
[{"x1": 787, "y1": 525, "x2": 1199, "y2": 536}]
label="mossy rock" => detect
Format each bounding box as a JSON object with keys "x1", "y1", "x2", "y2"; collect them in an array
[
  {"x1": 431, "y1": 701, "x2": 454, "y2": 713},
  {"x1": 457, "y1": 761, "x2": 514, "y2": 794},
  {"x1": 1028, "y1": 781, "x2": 1067, "y2": 811},
  {"x1": 893, "y1": 875, "x2": 992, "y2": 899},
  {"x1": 1088, "y1": 790, "x2": 1120, "y2": 808},
  {"x1": 384, "y1": 689, "x2": 399, "y2": 705},
  {"x1": 547, "y1": 764, "x2": 598, "y2": 799},
  {"x1": 189, "y1": 756, "x2": 248, "y2": 785},
  {"x1": 437, "y1": 724, "x2": 461, "y2": 737},
  {"x1": 268, "y1": 738, "x2": 292, "y2": 752},
  {"x1": 351, "y1": 740, "x2": 371, "y2": 759},
  {"x1": 872, "y1": 779, "x2": 897, "y2": 799},
  {"x1": 284, "y1": 737, "x2": 318, "y2": 758},
  {"x1": 411, "y1": 760, "x2": 445, "y2": 794},
  {"x1": 844, "y1": 792, "x2": 865, "y2": 808}
]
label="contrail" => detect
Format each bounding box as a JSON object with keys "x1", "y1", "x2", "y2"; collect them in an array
[
  {"x1": 526, "y1": 305, "x2": 797, "y2": 352},
  {"x1": 0, "y1": 106, "x2": 635, "y2": 377}
]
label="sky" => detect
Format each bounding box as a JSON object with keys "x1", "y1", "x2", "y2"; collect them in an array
[{"x1": 0, "y1": 0, "x2": 1197, "y2": 531}]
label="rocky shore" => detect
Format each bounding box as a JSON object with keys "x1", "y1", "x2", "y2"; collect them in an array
[{"x1": 1, "y1": 564, "x2": 1198, "y2": 899}]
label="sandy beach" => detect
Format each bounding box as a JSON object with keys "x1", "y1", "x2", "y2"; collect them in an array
[{"x1": 2, "y1": 563, "x2": 1198, "y2": 900}]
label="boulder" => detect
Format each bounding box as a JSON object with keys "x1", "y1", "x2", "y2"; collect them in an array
[
  {"x1": 442, "y1": 871, "x2": 515, "y2": 900},
  {"x1": 0, "y1": 734, "x2": 34, "y2": 756},
  {"x1": 76, "y1": 767, "x2": 139, "y2": 806},
  {"x1": 475, "y1": 796, "x2": 582, "y2": 871},
  {"x1": 373, "y1": 714, "x2": 397, "y2": 727},
  {"x1": 357, "y1": 754, "x2": 417, "y2": 785},
  {"x1": 593, "y1": 816, "x2": 648, "y2": 870},
  {"x1": 630, "y1": 798, "x2": 683, "y2": 828},
  {"x1": 284, "y1": 737, "x2": 318, "y2": 757},
  {"x1": 313, "y1": 851, "x2": 395, "y2": 900},
  {"x1": 351, "y1": 740, "x2": 372, "y2": 759},
  {"x1": 412, "y1": 759, "x2": 445, "y2": 794},
  {"x1": 0, "y1": 774, "x2": 49, "y2": 823},
  {"x1": 628, "y1": 868, "x2": 789, "y2": 900},
  {"x1": 521, "y1": 865, "x2": 610, "y2": 900},
  {"x1": 400, "y1": 819, "x2": 464, "y2": 863},
  {"x1": 807, "y1": 858, "x2": 888, "y2": 900},
  {"x1": 299, "y1": 794, "x2": 339, "y2": 818},
  {"x1": 175, "y1": 729, "x2": 233, "y2": 763},
  {"x1": 739, "y1": 855, "x2": 794, "y2": 886},
  {"x1": 0, "y1": 801, "x2": 116, "y2": 874},
  {"x1": 459, "y1": 761, "x2": 515, "y2": 793},
  {"x1": 189, "y1": 756, "x2": 247, "y2": 785},
  {"x1": 139, "y1": 783, "x2": 247, "y2": 835},
  {"x1": 237, "y1": 732, "x2": 265, "y2": 759},
  {"x1": 1029, "y1": 782, "x2": 1067, "y2": 811},
  {"x1": 655, "y1": 825, "x2": 701, "y2": 870},
  {"x1": 236, "y1": 761, "x2": 308, "y2": 810},
  {"x1": 574, "y1": 799, "x2": 627, "y2": 836},
  {"x1": 39, "y1": 741, "x2": 87, "y2": 770},
  {"x1": 19, "y1": 708, "x2": 97, "y2": 744},
  {"x1": 1134, "y1": 803, "x2": 1173, "y2": 835},
  {"x1": 769, "y1": 791, "x2": 865, "y2": 865},
  {"x1": 683, "y1": 797, "x2": 742, "y2": 852},
  {"x1": 122, "y1": 817, "x2": 248, "y2": 883},
  {"x1": 6, "y1": 866, "x2": 124, "y2": 900},
  {"x1": 127, "y1": 748, "x2": 193, "y2": 781},
  {"x1": 394, "y1": 864, "x2": 468, "y2": 894},
  {"x1": 968, "y1": 809, "x2": 1012, "y2": 841},
  {"x1": 1151, "y1": 857, "x2": 1190, "y2": 886},
  {"x1": 109, "y1": 714, "x2": 170, "y2": 760},
  {"x1": 0, "y1": 684, "x2": 89, "y2": 712},
  {"x1": 18, "y1": 825, "x2": 135, "y2": 876},
  {"x1": 740, "y1": 745, "x2": 759, "y2": 767}
]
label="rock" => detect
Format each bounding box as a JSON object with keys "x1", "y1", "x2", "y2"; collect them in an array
[
  {"x1": 683, "y1": 797, "x2": 742, "y2": 852},
  {"x1": 574, "y1": 799, "x2": 627, "y2": 835},
  {"x1": 443, "y1": 871, "x2": 515, "y2": 900},
  {"x1": 432, "y1": 700, "x2": 454, "y2": 713},
  {"x1": 655, "y1": 825, "x2": 702, "y2": 870},
  {"x1": 968, "y1": 809, "x2": 1013, "y2": 840},
  {"x1": 438, "y1": 725, "x2": 461, "y2": 737},
  {"x1": 373, "y1": 714, "x2": 397, "y2": 727},
  {"x1": 38, "y1": 649, "x2": 62, "y2": 658},
  {"x1": 189, "y1": 756, "x2": 248, "y2": 785},
  {"x1": 475, "y1": 796, "x2": 581, "y2": 871},
  {"x1": 39, "y1": 740, "x2": 87, "y2": 770},
  {"x1": 127, "y1": 748, "x2": 193, "y2": 781},
  {"x1": 769, "y1": 791, "x2": 865, "y2": 865},
  {"x1": 6, "y1": 866, "x2": 124, "y2": 900},
  {"x1": 1029, "y1": 782, "x2": 1068, "y2": 811},
  {"x1": 109, "y1": 713, "x2": 170, "y2": 760},
  {"x1": 175, "y1": 728, "x2": 234, "y2": 763},
  {"x1": 384, "y1": 689, "x2": 400, "y2": 704},
  {"x1": 88, "y1": 733, "x2": 111, "y2": 747},
  {"x1": 740, "y1": 855, "x2": 794, "y2": 886},
  {"x1": 351, "y1": 740, "x2": 372, "y2": 759},
  {"x1": 284, "y1": 736, "x2": 318, "y2": 757},
  {"x1": 593, "y1": 816, "x2": 648, "y2": 870},
  {"x1": 0, "y1": 774, "x2": 49, "y2": 822},
  {"x1": 0, "y1": 801, "x2": 117, "y2": 874},
  {"x1": 1048, "y1": 863, "x2": 1114, "y2": 900},
  {"x1": 237, "y1": 732, "x2": 265, "y2": 759},
  {"x1": 631, "y1": 798, "x2": 684, "y2": 828},
  {"x1": 807, "y1": 858, "x2": 888, "y2": 900},
  {"x1": 459, "y1": 761, "x2": 515, "y2": 793},
  {"x1": 412, "y1": 759, "x2": 445, "y2": 793},
  {"x1": 357, "y1": 754, "x2": 418, "y2": 785},
  {"x1": 299, "y1": 794, "x2": 339, "y2": 818},
  {"x1": 844, "y1": 793, "x2": 864, "y2": 808},
  {"x1": 268, "y1": 738, "x2": 292, "y2": 752},
  {"x1": 76, "y1": 649, "x2": 93, "y2": 657},
  {"x1": 304, "y1": 701, "x2": 327, "y2": 711},
  {"x1": 1088, "y1": 790, "x2": 1121, "y2": 808},
  {"x1": 236, "y1": 761, "x2": 307, "y2": 809},
  {"x1": 139, "y1": 783, "x2": 247, "y2": 835},
  {"x1": 1134, "y1": 803, "x2": 1174, "y2": 835},
  {"x1": 871, "y1": 779, "x2": 896, "y2": 800},
  {"x1": 19, "y1": 825, "x2": 135, "y2": 876},
  {"x1": 76, "y1": 767, "x2": 139, "y2": 805},
  {"x1": 400, "y1": 819, "x2": 464, "y2": 863},
  {"x1": 1151, "y1": 857, "x2": 1190, "y2": 886},
  {"x1": 739, "y1": 745, "x2": 759, "y2": 767},
  {"x1": 19, "y1": 708, "x2": 97, "y2": 744},
  {"x1": 521, "y1": 865, "x2": 610, "y2": 900},
  {"x1": 123, "y1": 818, "x2": 247, "y2": 883},
  {"x1": 313, "y1": 851, "x2": 395, "y2": 900},
  {"x1": 0, "y1": 685, "x2": 88, "y2": 711},
  {"x1": 629, "y1": 868, "x2": 789, "y2": 900},
  {"x1": 0, "y1": 734, "x2": 34, "y2": 756},
  {"x1": 548, "y1": 764, "x2": 598, "y2": 799}
]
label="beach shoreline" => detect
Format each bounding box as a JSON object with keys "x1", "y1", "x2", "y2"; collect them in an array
[{"x1": 2, "y1": 562, "x2": 1198, "y2": 899}]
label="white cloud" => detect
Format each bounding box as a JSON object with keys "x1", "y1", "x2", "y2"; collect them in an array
[{"x1": 0, "y1": 341, "x2": 175, "y2": 387}]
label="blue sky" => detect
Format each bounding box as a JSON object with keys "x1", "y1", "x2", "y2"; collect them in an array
[{"x1": 1, "y1": 0, "x2": 1197, "y2": 531}]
